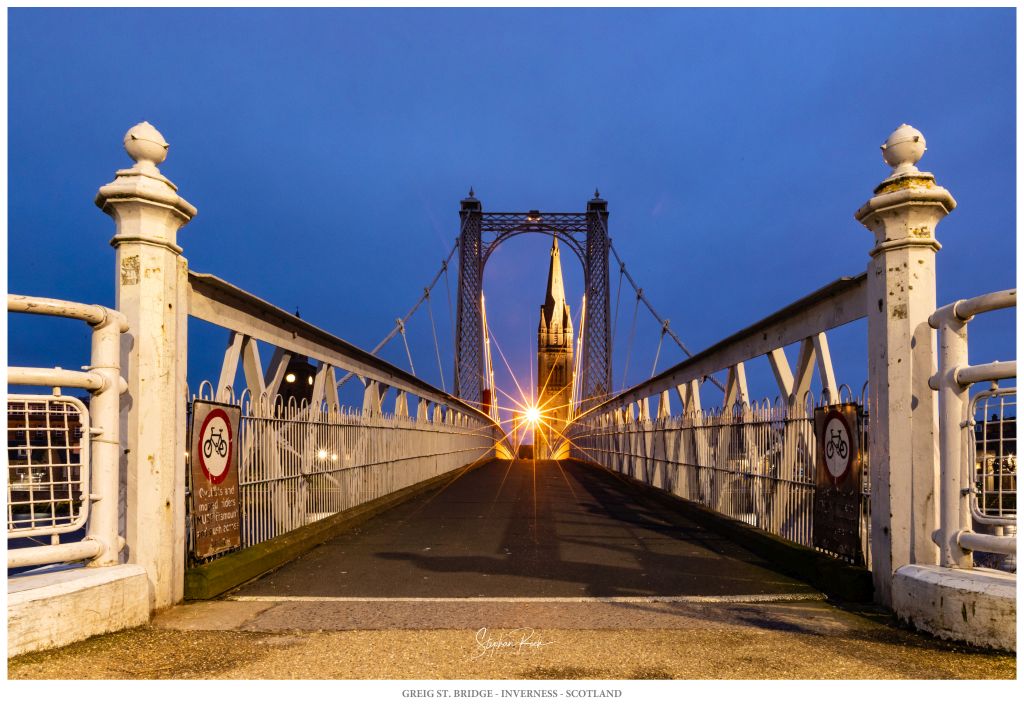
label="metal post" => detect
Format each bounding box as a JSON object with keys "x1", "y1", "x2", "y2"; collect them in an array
[
  {"x1": 86, "y1": 310, "x2": 130, "y2": 566},
  {"x1": 96, "y1": 122, "x2": 197, "y2": 610},
  {"x1": 929, "y1": 304, "x2": 972, "y2": 568},
  {"x1": 855, "y1": 124, "x2": 956, "y2": 605}
]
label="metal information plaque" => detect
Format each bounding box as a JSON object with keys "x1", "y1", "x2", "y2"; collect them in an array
[
  {"x1": 813, "y1": 403, "x2": 864, "y2": 564},
  {"x1": 189, "y1": 400, "x2": 242, "y2": 559}
]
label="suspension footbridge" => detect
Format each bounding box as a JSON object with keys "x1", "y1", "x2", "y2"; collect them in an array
[{"x1": 6, "y1": 122, "x2": 1017, "y2": 674}]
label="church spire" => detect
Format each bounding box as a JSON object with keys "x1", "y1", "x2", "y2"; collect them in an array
[
  {"x1": 543, "y1": 236, "x2": 566, "y2": 323},
  {"x1": 536, "y1": 234, "x2": 574, "y2": 460}
]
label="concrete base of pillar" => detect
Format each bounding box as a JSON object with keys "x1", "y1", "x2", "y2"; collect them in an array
[
  {"x1": 8, "y1": 564, "x2": 150, "y2": 657},
  {"x1": 893, "y1": 564, "x2": 1016, "y2": 652}
]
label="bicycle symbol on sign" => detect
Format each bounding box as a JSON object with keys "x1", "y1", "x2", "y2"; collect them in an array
[
  {"x1": 204, "y1": 428, "x2": 228, "y2": 459},
  {"x1": 825, "y1": 428, "x2": 848, "y2": 461}
]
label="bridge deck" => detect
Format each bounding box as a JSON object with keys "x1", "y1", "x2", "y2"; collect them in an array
[
  {"x1": 15, "y1": 460, "x2": 1015, "y2": 679},
  {"x1": 234, "y1": 459, "x2": 810, "y2": 599}
]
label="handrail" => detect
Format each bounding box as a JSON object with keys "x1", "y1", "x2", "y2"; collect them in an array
[
  {"x1": 187, "y1": 271, "x2": 493, "y2": 424},
  {"x1": 930, "y1": 287, "x2": 1016, "y2": 567},
  {"x1": 8, "y1": 294, "x2": 128, "y2": 331},
  {"x1": 928, "y1": 288, "x2": 1016, "y2": 326},
  {"x1": 7, "y1": 294, "x2": 127, "y2": 569},
  {"x1": 7, "y1": 367, "x2": 126, "y2": 393},
  {"x1": 956, "y1": 361, "x2": 1016, "y2": 387}
]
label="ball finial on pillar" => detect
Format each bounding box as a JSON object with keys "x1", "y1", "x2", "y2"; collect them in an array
[
  {"x1": 880, "y1": 124, "x2": 927, "y2": 178},
  {"x1": 98, "y1": 121, "x2": 196, "y2": 253},
  {"x1": 123, "y1": 121, "x2": 169, "y2": 172}
]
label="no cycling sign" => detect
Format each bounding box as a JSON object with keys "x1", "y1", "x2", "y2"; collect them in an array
[
  {"x1": 198, "y1": 407, "x2": 233, "y2": 484},
  {"x1": 812, "y1": 402, "x2": 864, "y2": 565},
  {"x1": 821, "y1": 408, "x2": 854, "y2": 483},
  {"x1": 189, "y1": 400, "x2": 241, "y2": 559}
]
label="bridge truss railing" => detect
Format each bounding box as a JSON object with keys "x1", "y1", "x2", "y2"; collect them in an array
[
  {"x1": 7, "y1": 295, "x2": 128, "y2": 570},
  {"x1": 929, "y1": 288, "x2": 1017, "y2": 568},
  {"x1": 186, "y1": 272, "x2": 502, "y2": 559},
  {"x1": 567, "y1": 275, "x2": 870, "y2": 564},
  {"x1": 31, "y1": 120, "x2": 513, "y2": 611}
]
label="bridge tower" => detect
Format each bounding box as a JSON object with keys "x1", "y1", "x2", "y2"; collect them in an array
[
  {"x1": 453, "y1": 192, "x2": 612, "y2": 410},
  {"x1": 537, "y1": 237, "x2": 574, "y2": 459},
  {"x1": 581, "y1": 191, "x2": 611, "y2": 407},
  {"x1": 453, "y1": 190, "x2": 484, "y2": 407}
]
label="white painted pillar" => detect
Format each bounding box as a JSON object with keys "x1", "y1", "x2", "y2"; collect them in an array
[
  {"x1": 96, "y1": 122, "x2": 196, "y2": 611},
  {"x1": 855, "y1": 124, "x2": 955, "y2": 606}
]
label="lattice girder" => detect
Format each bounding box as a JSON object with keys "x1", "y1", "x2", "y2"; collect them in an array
[{"x1": 453, "y1": 195, "x2": 612, "y2": 411}]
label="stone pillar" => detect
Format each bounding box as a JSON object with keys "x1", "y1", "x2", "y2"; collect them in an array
[
  {"x1": 96, "y1": 122, "x2": 197, "y2": 611},
  {"x1": 855, "y1": 124, "x2": 955, "y2": 606}
]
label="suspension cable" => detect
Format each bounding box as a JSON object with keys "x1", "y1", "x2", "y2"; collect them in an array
[
  {"x1": 609, "y1": 240, "x2": 725, "y2": 393},
  {"x1": 425, "y1": 288, "x2": 446, "y2": 393},
  {"x1": 570, "y1": 294, "x2": 586, "y2": 417},
  {"x1": 333, "y1": 231, "x2": 722, "y2": 400},
  {"x1": 398, "y1": 319, "x2": 416, "y2": 376},
  {"x1": 651, "y1": 322, "x2": 667, "y2": 378},
  {"x1": 620, "y1": 291, "x2": 640, "y2": 391},
  {"x1": 443, "y1": 252, "x2": 455, "y2": 344},
  {"x1": 339, "y1": 241, "x2": 458, "y2": 387},
  {"x1": 611, "y1": 262, "x2": 624, "y2": 343}
]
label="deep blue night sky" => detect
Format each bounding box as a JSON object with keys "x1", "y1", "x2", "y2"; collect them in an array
[{"x1": 7, "y1": 8, "x2": 1016, "y2": 422}]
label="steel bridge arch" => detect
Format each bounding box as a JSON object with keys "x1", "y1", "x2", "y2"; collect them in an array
[
  {"x1": 453, "y1": 193, "x2": 612, "y2": 411},
  {"x1": 481, "y1": 227, "x2": 586, "y2": 271}
]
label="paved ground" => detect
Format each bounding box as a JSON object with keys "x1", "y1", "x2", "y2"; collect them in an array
[
  {"x1": 234, "y1": 459, "x2": 812, "y2": 599},
  {"x1": 7, "y1": 460, "x2": 1016, "y2": 679},
  {"x1": 9, "y1": 604, "x2": 1015, "y2": 679}
]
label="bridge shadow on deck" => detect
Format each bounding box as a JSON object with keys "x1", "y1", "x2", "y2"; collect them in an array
[{"x1": 234, "y1": 460, "x2": 810, "y2": 599}]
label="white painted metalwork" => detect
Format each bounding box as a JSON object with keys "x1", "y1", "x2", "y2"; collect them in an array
[
  {"x1": 970, "y1": 389, "x2": 1016, "y2": 526},
  {"x1": 189, "y1": 386, "x2": 498, "y2": 553},
  {"x1": 185, "y1": 265, "x2": 503, "y2": 561},
  {"x1": 7, "y1": 294, "x2": 128, "y2": 569},
  {"x1": 575, "y1": 275, "x2": 864, "y2": 419},
  {"x1": 929, "y1": 288, "x2": 1017, "y2": 566},
  {"x1": 188, "y1": 271, "x2": 488, "y2": 419},
  {"x1": 571, "y1": 391, "x2": 870, "y2": 563},
  {"x1": 567, "y1": 276, "x2": 870, "y2": 564},
  {"x1": 7, "y1": 396, "x2": 90, "y2": 537}
]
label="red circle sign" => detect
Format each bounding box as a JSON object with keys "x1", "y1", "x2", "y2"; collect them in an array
[
  {"x1": 198, "y1": 408, "x2": 233, "y2": 485},
  {"x1": 822, "y1": 408, "x2": 853, "y2": 484}
]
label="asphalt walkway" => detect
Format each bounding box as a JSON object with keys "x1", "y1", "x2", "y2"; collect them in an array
[{"x1": 233, "y1": 459, "x2": 812, "y2": 600}]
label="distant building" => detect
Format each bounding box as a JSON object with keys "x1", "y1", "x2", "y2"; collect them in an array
[
  {"x1": 278, "y1": 355, "x2": 317, "y2": 406},
  {"x1": 536, "y1": 236, "x2": 574, "y2": 459},
  {"x1": 974, "y1": 413, "x2": 1016, "y2": 515}
]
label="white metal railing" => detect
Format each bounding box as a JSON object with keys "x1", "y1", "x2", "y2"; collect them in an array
[
  {"x1": 571, "y1": 390, "x2": 871, "y2": 564},
  {"x1": 190, "y1": 388, "x2": 498, "y2": 553},
  {"x1": 567, "y1": 275, "x2": 870, "y2": 564},
  {"x1": 185, "y1": 272, "x2": 504, "y2": 562},
  {"x1": 929, "y1": 288, "x2": 1017, "y2": 567},
  {"x1": 8, "y1": 395, "x2": 90, "y2": 537},
  {"x1": 7, "y1": 294, "x2": 128, "y2": 569},
  {"x1": 971, "y1": 389, "x2": 1016, "y2": 526}
]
